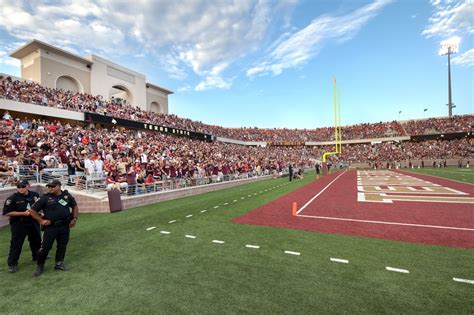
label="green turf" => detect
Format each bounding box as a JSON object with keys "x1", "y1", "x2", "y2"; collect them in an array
[
  {"x1": 401, "y1": 166, "x2": 474, "y2": 184},
  {"x1": 0, "y1": 171, "x2": 473, "y2": 314}
]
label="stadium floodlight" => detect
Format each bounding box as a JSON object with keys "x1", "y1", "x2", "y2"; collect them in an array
[{"x1": 439, "y1": 36, "x2": 460, "y2": 118}]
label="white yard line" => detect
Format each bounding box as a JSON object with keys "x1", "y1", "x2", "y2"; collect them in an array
[
  {"x1": 386, "y1": 266, "x2": 409, "y2": 274},
  {"x1": 297, "y1": 171, "x2": 347, "y2": 215},
  {"x1": 452, "y1": 277, "x2": 474, "y2": 285},
  {"x1": 296, "y1": 214, "x2": 474, "y2": 231}
]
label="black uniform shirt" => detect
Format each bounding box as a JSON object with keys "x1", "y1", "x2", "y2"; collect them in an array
[
  {"x1": 31, "y1": 190, "x2": 77, "y2": 221},
  {"x1": 3, "y1": 191, "x2": 40, "y2": 223}
]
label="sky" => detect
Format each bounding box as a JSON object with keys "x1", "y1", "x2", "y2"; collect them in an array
[{"x1": 0, "y1": 0, "x2": 472, "y2": 129}]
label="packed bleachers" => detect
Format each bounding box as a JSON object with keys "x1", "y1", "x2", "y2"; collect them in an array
[
  {"x1": 0, "y1": 74, "x2": 472, "y2": 191},
  {"x1": 3, "y1": 75, "x2": 471, "y2": 142}
]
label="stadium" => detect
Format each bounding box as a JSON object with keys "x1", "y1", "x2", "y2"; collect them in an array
[{"x1": 0, "y1": 2, "x2": 473, "y2": 314}]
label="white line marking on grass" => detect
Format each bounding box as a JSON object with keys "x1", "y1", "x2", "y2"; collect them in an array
[
  {"x1": 168, "y1": 220, "x2": 176, "y2": 224},
  {"x1": 248, "y1": 195, "x2": 252, "y2": 197},
  {"x1": 259, "y1": 191, "x2": 263, "y2": 193},
  {"x1": 185, "y1": 235, "x2": 196, "y2": 239},
  {"x1": 233, "y1": 200, "x2": 238, "y2": 202},
  {"x1": 212, "y1": 240, "x2": 225, "y2": 244},
  {"x1": 386, "y1": 267, "x2": 409, "y2": 274},
  {"x1": 223, "y1": 203, "x2": 229, "y2": 205},
  {"x1": 254, "y1": 193, "x2": 258, "y2": 195},
  {"x1": 200, "y1": 210, "x2": 207, "y2": 213},
  {"x1": 453, "y1": 277, "x2": 474, "y2": 284},
  {"x1": 284, "y1": 251, "x2": 300, "y2": 256},
  {"x1": 296, "y1": 214, "x2": 474, "y2": 231},
  {"x1": 146, "y1": 227, "x2": 156, "y2": 231},
  {"x1": 330, "y1": 258, "x2": 349, "y2": 264},
  {"x1": 297, "y1": 171, "x2": 347, "y2": 215},
  {"x1": 241, "y1": 197, "x2": 245, "y2": 199},
  {"x1": 186, "y1": 215, "x2": 193, "y2": 218},
  {"x1": 245, "y1": 245, "x2": 260, "y2": 249},
  {"x1": 214, "y1": 206, "x2": 219, "y2": 209},
  {"x1": 160, "y1": 231, "x2": 171, "y2": 235}
]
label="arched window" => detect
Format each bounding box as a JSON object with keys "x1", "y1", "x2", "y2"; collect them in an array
[
  {"x1": 56, "y1": 75, "x2": 81, "y2": 93},
  {"x1": 150, "y1": 101, "x2": 164, "y2": 114},
  {"x1": 109, "y1": 85, "x2": 134, "y2": 106}
]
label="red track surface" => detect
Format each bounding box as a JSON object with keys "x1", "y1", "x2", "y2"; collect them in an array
[{"x1": 234, "y1": 170, "x2": 474, "y2": 248}]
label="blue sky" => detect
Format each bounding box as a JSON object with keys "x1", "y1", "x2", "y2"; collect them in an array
[{"x1": 0, "y1": 0, "x2": 472, "y2": 128}]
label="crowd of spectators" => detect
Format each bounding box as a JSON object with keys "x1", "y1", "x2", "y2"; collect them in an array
[
  {"x1": 2, "y1": 75, "x2": 471, "y2": 143},
  {"x1": 0, "y1": 114, "x2": 316, "y2": 189},
  {"x1": 0, "y1": 111, "x2": 471, "y2": 190},
  {"x1": 402, "y1": 116, "x2": 472, "y2": 135}
]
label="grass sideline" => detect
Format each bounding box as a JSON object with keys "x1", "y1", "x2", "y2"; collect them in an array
[
  {"x1": 402, "y1": 165, "x2": 474, "y2": 184},
  {"x1": 0, "y1": 170, "x2": 473, "y2": 313}
]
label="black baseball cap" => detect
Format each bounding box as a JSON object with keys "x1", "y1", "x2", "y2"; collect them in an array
[
  {"x1": 16, "y1": 179, "x2": 30, "y2": 188},
  {"x1": 46, "y1": 179, "x2": 62, "y2": 188}
]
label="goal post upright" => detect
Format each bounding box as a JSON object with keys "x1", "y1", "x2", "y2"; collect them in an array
[{"x1": 322, "y1": 76, "x2": 342, "y2": 175}]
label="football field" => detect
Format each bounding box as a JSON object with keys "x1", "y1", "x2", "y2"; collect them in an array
[{"x1": 0, "y1": 168, "x2": 472, "y2": 313}]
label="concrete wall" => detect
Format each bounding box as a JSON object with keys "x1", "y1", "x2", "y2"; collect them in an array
[
  {"x1": 40, "y1": 56, "x2": 91, "y2": 93},
  {"x1": 0, "y1": 99, "x2": 85, "y2": 121},
  {"x1": 0, "y1": 175, "x2": 272, "y2": 229},
  {"x1": 146, "y1": 89, "x2": 169, "y2": 114},
  {"x1": 88, "y1": 55, "x2": 147, "y2": 109},
  {"x1": 21, "y1": 51, "x2": 41, "y2": 83}
]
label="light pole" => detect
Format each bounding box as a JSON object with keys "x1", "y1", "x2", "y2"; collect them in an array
[
  {"x1": 398, "y1": 110, "x2": 402, "y2": 121},
  {"x1": 423, "y1": 108, "x2": 428, "y2": 119},
  {"x1": 439, "y1": 37, "x2": 460, "y2": 117}
]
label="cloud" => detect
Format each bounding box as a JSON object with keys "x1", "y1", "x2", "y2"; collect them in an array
[
  {"x1": 246, "y1": 0, "x2": 391, "y2": 77},
  {"x1": 452, "y1": 49, "x2": 474, "y2": 67},
  {"x1": 177, "y1": 85, "x2": 192, "y2": 92},
  {"x1": 0, "y1": 0, "x2": 292, "y2": 90},
  {"x1": 195, "y1": 76, "x2": 232, "y2": 91},
  {"x1": 422, "y1": 0, "x2": 473, "y2": 38}
]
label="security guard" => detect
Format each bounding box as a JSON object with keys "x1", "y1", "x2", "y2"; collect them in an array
[
  {"x1": 3, "y1": 179, "x2": 41, "y2": 273},
  {"x1": 29, "y1": 179, "x2": 79, "y2": 277}
]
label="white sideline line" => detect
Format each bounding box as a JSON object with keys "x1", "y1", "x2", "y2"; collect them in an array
[
  {"x1": 200, "y1": 210, "x2": 207, "y2": 213},
  {"x1": 245, "y1": 245, "x2": 260, "y2": 249},
  {"x1": 146, "y1": 227, "x2": 156, "y2": 231},
  {"x1": 233, "y1": 200, "x2": 238, "y2": 202},
  {"x1": 241, "y1": 197, "x2": 245, "y2": 199},
  {"x1": 214, "y1": 206, "x2": 219, "y2": 209},
  {"x1": 284, "y1": 251, "x2": 300, "y2": 256},
  {"x1": 160, "y1": 231, "x2": 171, "y2": 235},
  {"x1": 185, "y1": 235, "x2": 196, "y2": 239},
  {"x1": 223, "y1": 203, "x2": 229, "y2": 205},
  {"x1": 186, "y1": 215, "x2": 193, "y2": 218},
  {"x1": 386, "y1": 266, "x2": 409, "y2": 274},
  {"x1": 453, "y1": 277, "x2": 474, "y2": 285},
  {"x1": 297, "y1": 171, "x2": 347, "y2": 215},
  {"x1": 168, "y1": 220, "x2": 176, "y2": 224},
  {"x1": 296, "y1": 214, "x2": 474, "y2": 231},
  {"x1": 212, "y1": 240, "x2": 225, "y2": 244},
  {"x1": 330, "y1": 258, "x2": 349, "y2": 264}
]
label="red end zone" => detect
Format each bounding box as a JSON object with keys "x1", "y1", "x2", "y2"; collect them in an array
[{"x1": 234, "y1": 170, "x2": 474, "y2": 248}]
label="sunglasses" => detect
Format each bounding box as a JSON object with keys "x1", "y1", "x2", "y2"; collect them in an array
[
  {"x1": 16, "y1": 185, "x2": 27, "y2": 188},
  {"x1": 46, "y1": 185, "x2": 58, "y2": 188}
]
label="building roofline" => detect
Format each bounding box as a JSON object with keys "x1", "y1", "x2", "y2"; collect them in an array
[
  {"x1": 146, "y1": 82, "x2": 174, "y2": 95},
  {"x1": 10, "y1": 39, "x2": 93, "y2": 66}
]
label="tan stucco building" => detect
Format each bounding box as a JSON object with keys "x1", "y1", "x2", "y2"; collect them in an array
[{"x1": 10, "y1": 39, "x2": 172, "y2": 114}]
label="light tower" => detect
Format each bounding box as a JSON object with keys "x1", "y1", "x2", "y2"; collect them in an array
[{"x1": 439, "y1": 37, "x2": 460, "y2": 117}]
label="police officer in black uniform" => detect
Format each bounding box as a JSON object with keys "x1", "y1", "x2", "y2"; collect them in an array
[
  {"x1": 3, "y1": 179, "x2": 41, "y2": 273},
  {"x1": 29, "y1": 179, "x2": 79, "y2": 277},
  {"x1": 288, "y1": 163, "x2": 293, "y2": 182}
]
